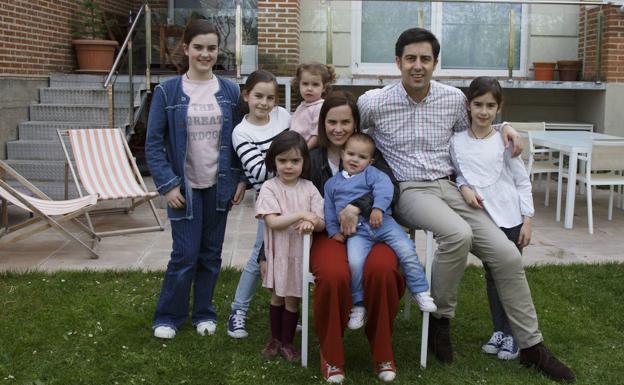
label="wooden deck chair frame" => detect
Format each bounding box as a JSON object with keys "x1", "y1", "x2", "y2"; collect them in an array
[
  {"x1": 0, "y1": 160, "x2": 100, "y2": 259},
  {"x1": 57, "y1": 128, "x2": 165, "y2": 238},
  {"x1": 301, "y1": 229, "x2": 435, "y2": 368}
]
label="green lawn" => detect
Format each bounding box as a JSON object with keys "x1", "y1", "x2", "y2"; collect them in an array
[{"x1": 1, "y1": 264, "x2": 622, "y2": 385}]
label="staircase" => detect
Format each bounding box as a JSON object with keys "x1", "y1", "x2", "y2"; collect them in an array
[{"x1": 4, "y1": 74, "x2": 145, "y2": 200}]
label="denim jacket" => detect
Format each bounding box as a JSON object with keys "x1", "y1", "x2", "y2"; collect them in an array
[{"x1": 145, "y1": 75, "x2": 244, "y2": 220}]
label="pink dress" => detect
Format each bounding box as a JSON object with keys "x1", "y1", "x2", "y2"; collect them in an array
[{"x1": 255, "y1": 177, "x2": 324, "y2": 298}]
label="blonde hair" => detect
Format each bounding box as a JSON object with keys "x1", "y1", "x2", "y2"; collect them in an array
[{"x1": 292, "y1": 62, "x2": 336, "y2": 98}]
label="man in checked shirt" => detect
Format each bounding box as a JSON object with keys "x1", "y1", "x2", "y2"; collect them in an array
[{"x1": 353, "y1": 28, "x2": 575, "y2": 383}]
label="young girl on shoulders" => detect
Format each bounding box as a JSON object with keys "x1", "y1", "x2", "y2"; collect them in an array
[
  {"x1": 146, "y1": 19, "x2": 246, "y2": 340},
  {"x1": 227, "y1": 70, "x2": 291, "y2": 339},
  {"x1": 290, "y1": 62, "x2": 336, "y2": 150},
  {"x1": 255, "y1": 130, "x2": 325, "y2": 362},
  {"x1": 450, "y1": 76, "x2": 534, "y2": 361}
]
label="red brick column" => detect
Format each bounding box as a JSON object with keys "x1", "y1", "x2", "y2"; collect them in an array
[
  {"x1": 257, "y1": 0, "x2": 300, "y2": 76},
  {"x1": 578, "y1": 5, "x2": 624, "y2": 83}
]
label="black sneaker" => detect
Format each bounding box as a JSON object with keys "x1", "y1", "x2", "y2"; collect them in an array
[
  {"x1": 428, "y1": 316, "x2": 453, "y2": 363},
  {"x1": 227, "y1": 309, "x2": 248, "y2": 338},
  {"x1": 520, "y1": 342, "x2": 576, "y2": 383}
]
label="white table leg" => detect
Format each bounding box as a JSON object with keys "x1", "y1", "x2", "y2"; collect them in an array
[{"x1": 564, "y1": 151, "x2": 578, "y2": 229}]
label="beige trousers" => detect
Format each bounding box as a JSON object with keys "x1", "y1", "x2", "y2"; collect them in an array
[{"x1": 395, "y1": 179, "x2": 543, "y2": 349}]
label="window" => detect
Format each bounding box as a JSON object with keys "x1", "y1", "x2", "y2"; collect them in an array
[{"x1": 352, "y1": 1, "x2": 527, "y2": 77}]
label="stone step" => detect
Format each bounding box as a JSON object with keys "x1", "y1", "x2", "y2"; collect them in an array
[
  {"x1": 49, "y1": 73, "x2": 146, "y2": 89},
  {"x1": 5, "y1": 178, "x2": 79, "y2": 200},
  {"x1": 40, "y1": 88, "x2": 142, "y2": 106},
  {"x1": 7, "y1": 140, "x2": 66, "y2": 161},
  {"x1": 18, "y1": 122, "x2": 109, "y2": 140},
  {"x1": 29, "y1": 104, "x2": 130, "y2": 125},
  {"x1": 3, "y1": 159, "x2": 68, "y2": 182}
]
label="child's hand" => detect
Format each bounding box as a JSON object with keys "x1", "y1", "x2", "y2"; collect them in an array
[
  {"x1": 517, "y1": 217, "x2": 532, "y2": 248},
  {"x1": 231, "y1": 182, "x2": 247, "y2": 205},
  {"x1": 460, "y1": 185, "x2": 483, "y2": 209},
  {"x1": 259, "y1": 260, "x2": 267, "y2": 280},
  {"x1": 301, "y1": 212, "x2": 320, "y2": 226},
  {"x1": 502, "y1": 123, "x2": 523, "y2": 157},
  {"x1": 369, "y1": 208, "x2": 383, "y2": 228},
  {"x1": 165, "y1": 185, "x2": 185, "y2": 209},
  {"x1": 332, "y1": 233, "x2": 346, "y2": 243},
  {"x1": 295, "y1": 220, "x2": 315, "y2": 234}
]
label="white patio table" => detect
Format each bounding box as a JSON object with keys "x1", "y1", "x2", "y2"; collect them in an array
[{"x1": 528, "y1": 130, "x2": 623, "y2": 229}]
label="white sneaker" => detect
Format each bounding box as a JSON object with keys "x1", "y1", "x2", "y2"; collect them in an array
[
  {"x1": 412, "y1": 292, "x2": 437, "y2": 313},
  {"x1": 347, "y1": 306, "x2": 366, "y2": 330},
  {"x1": 497, "y1": 334, "x2": 519, "y2": 360},
  {"x1": 153, "y1": 326, "x2": 176, "y2": 339},
  {"x1": 196, "y1": 320, "x2": 217, "y2": 336},
  {"x1": 482, "y1": 331, "x2": 505, "y2": 354}
]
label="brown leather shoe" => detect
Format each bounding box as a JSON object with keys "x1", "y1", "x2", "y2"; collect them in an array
[
  {"x1": 279, "y1": 342, "x2": 301, "y2": 363},
  {"x1": 520, "y1": 342, "x2": 576, "y2": 383},
  {"x1": 428, "y1": 316, "x2": 453, "y2": 363}
]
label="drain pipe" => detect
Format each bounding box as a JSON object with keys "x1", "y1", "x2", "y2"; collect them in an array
[{"x1": 595, "y1": 9, "x2": 603, "y2": 83}]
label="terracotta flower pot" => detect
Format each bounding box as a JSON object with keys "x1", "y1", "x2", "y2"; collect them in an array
[
  {"x1": 73, "y1": 39, "x2": 119, "y2": 73},
  {"x1": 533, "y1": 62, "x2": 556, "y2": 81},
  {"x1": 557, "y1": 60, "x2": 581, "y2": 81}
]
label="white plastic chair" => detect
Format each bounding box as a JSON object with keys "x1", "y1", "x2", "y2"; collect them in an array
[
  {"x1": 557, "y1": 139, "x2": 624, "y2": 234},
  {"x1": 301, "y1": 229, "x2": 435, "y2": 368},
  {"x1": 512, "y1": 122, "x2": 559, "y2": 206},
  {"x1": 301, "y1": 233, "x2": 314, "y2": 367},
  {"x1": 403, "y1": 228, "x2": 435, "y2": 369}
]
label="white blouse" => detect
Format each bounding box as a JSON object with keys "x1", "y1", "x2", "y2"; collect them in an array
[{"x1": 450, "y1": 130, "x2": 534, "y2": 229}]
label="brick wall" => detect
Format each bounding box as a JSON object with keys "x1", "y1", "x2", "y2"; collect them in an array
[
  {"x1": 578, "y1": 5, "x2": 624, "y2": 83},
  {"x1": 257, "y1": 0, "x2": 299, "y2": 76},
  {"x1": 0, "y1": 0, "x2": 137, "y2": 76}
]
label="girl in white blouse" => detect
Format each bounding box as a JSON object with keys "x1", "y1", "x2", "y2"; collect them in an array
[{"x1": 450, "y1": 77, "x2": 534, "y2": 362}]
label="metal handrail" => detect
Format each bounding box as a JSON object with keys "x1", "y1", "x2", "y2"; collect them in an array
[{"x1": 104, "y1": 1, "x2": 148, "y2": 88}]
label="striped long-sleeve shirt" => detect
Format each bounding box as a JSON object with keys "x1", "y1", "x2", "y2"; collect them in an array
[{"x1": 232, "y1": 106, "x2": 290, "y2": 191}]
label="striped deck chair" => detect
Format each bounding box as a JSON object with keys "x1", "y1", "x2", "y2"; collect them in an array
[
  {"x1": 57, "y1": 128, "x2": 164, "y2": 237},
  {"x1": 0, "y1": 160, "x2": 100, "y2": 259}
]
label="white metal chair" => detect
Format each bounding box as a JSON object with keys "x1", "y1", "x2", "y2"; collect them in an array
[
  {"x1": 0, "y1": 160, "x2": 100, "y2": 258},
  {"x1": 57, "y1": 128, "x2": 165, "y2": 237},
  {"x1": 556, "y1": 139, "x2": 624, "y2": 234},
  {"x1": 512, "y1": 122, "x2": 559, "y2": 206}
]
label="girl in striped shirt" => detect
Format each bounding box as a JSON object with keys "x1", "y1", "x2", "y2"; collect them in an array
[{"x1": 227, "y1": 70, "x2": 291, "y2": 339}]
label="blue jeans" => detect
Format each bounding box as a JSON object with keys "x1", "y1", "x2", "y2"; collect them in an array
[
  {"x1": 347, "y1": 217, "x2": 428, "y2": 304},
  {"x1": 153, "y1": 187, "x2": 227, "y2": 329},
  {"x1": 230, "y1": 219, "x2": 264, "y2": 313}
]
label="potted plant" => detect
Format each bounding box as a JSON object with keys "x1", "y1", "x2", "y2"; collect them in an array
[{"x1": 70, "y1": 0, "x2": 119, "y2": 73}]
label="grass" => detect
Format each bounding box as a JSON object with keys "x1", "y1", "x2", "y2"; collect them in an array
[{"x1": 0, "y1": 264, "x2": 622, "y2": 385}]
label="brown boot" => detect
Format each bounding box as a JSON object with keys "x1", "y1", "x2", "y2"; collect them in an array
[
  {"x1": 428, "y1": 316, "x2": 453, "y2": 363},
  {"x1": 520, "y1": 342, "x2": 576, "y2": 383}
]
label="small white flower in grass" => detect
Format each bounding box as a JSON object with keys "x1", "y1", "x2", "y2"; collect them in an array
[
  {"x1": 61, "y1": 279, "x2": 66, "y2": 283},
  {"x1": 162, "y1": 344, "x2": 167, "y2": 348},
  {"x1": 88, "y1": 333, "x2": 93, "y2": 338},
  {"x1": 32, "y1": 350, "x2": 37, "y2": 354},
  {"x1": 95, "y1": 281, "x2": 101, "y2": 285},
  {"x1": 27, "y1": 282, "x2": 31, "y2": 285},
  {"x1": 93, "y1": 341, "x2": 98, "y2": 345},
  {"x1": 122, "y1": 345, "x2": 128, "y2": 350}
]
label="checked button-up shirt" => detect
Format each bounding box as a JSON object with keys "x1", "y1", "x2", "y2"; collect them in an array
[{"x1": 358, "y1": 80, "x2": 470, "y2": 182}]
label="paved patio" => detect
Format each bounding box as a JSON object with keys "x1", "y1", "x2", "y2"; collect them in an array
[{"x1": 1, "y1": 179, "x2": 623, "y2": 272}]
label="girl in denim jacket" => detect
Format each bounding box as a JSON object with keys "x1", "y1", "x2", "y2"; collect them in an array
[{"x1": 146, "y1": 19, "x2": 246, "y2": 339}]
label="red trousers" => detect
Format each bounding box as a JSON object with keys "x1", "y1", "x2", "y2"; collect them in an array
[{"x1": 310, "y1": 232, "x2": 405, "y2": 367}]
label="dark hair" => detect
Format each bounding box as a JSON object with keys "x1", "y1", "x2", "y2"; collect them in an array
[
  {"x1": 346, "y1": 133, "x2": 376, "y2": 156},
  {"x1": 179, "y1": 19, "x2": 221, "y2": 73},
  {"x1": 317, "y1": 90, "x2": 361, "y2": 148},
  {"x1": 466, "y1": 76, "x2": 503, "y2": 105},
  {"x1": 292, "y1": 62, "x2": 337, "y2": 98},
  {"x1": 265, "y1": 131, "x2": 310, "y2": 179},
  {"x1": 240, "y1": 70, "x2": 279, "y2": 114},
  {"x1": 395, "y1": 28, "x2": 440, "y2": 60}
]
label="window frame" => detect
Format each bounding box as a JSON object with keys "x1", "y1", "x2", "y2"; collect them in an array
[{"x1": 350, "y1": 1, "x2": 530, "y2": 77}]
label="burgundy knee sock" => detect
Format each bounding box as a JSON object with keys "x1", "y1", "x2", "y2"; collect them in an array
[
  {"x1": 281, "y1": 309, "x2": 299, "y2": 345},
  {"x1": 269, "y1": 304, "x2": 285, "y2": 341}
]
